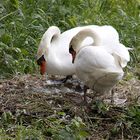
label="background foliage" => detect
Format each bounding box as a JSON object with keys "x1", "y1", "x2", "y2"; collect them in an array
[{"x1": 0, "y1": 0, "x2": 140, "y2": 78}]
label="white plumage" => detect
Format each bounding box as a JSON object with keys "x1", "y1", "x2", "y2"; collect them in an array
[{"x1": 70, "y1": 28, "x2": 130, "y2": 96}]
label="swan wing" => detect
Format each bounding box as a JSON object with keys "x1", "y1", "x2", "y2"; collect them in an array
[
  {"x1": 75, "y1": 46, "x2": 121, "y2": 72},
  {"x1": 74, "y1": 46, "x2": 124, "y2": 92}
]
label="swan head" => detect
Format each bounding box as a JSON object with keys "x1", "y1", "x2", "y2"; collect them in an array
[
  {"x1": 37, "y1": 36, "x2": 49, "y2": 75},
  {"x1": 69, "y1": 34, "x2": 82, "y2": 63},
  {"x1": 37, "y1": 26, "x2": 60, "y2": 75},
  {"x1": 36, "y1": 55, "x2": 46, "y2": 75}
]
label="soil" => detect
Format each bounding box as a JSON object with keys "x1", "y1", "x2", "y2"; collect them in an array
[{"x1": 0, "y1": 74, "x2": 140, "y2": 139}]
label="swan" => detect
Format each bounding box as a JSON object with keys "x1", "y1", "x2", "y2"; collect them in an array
[
  {"x1": 37, "y1": 26, "x2": 74, "y2": 75},
  {"x1": 70, "y1": 28, "x2": 130, "y2": 101}
]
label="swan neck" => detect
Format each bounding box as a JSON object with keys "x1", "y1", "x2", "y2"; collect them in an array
[
  {"x1": 37, "y1": 26, "x2": 60, "y2": 59},
  {"x1": 42, "y1": 27, "x2": 60, "y2": 48},
  {"x1": 72, "y1": 29, "x2": 100, "y2": 52}
]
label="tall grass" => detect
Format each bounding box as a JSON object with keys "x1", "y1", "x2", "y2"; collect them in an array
[{"x1": 0, "y1": 0, "x2": 140, "y2": 77}]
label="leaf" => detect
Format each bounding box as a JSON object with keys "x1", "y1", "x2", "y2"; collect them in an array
[
  {"x1": 1, "y1": 33, "x2": 12, "y2": 45},
  {"x1": 10, "y1": 0, "x2": 19, "y2": 9}
]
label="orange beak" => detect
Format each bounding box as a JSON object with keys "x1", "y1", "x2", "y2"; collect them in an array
[{"x1": 37, "y1": 55, "x2": 46, "y2": 75}]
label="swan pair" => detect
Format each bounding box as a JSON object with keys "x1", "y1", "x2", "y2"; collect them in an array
[
  {"x1": 37, "y1": 25, "x2": 131, "y2": 101},
  {"x1": 37, "y1": 25, "x2": 126, "y2": 75}
]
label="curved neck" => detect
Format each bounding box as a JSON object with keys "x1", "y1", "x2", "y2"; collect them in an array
[
  {"x1": 41, "y1": 26, "x2": 60, "y2": 49},
  {"x1": 37, "y1": 26, "x2": 60, "y2": 59},
  {"x1": 70, "y1": 29, "x2": 100, "y2": 53}
]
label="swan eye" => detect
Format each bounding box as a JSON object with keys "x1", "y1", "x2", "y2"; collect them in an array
[{"x1": 37, "y1": 55, "x2": 45, "y2": 65}]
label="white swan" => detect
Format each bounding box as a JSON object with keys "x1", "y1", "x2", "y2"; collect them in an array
[
  {"x1": 70, "y1": 28, "x2": 130, "y2": 100},
  {"x1": 37, "y1": 26, "x2": 73, "y2": 75}
]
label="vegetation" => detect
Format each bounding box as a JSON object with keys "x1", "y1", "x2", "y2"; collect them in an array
[
  {"x1": 0, "y1": 0, "x2": 140, "y2": 139},
  {"x1": 0, "y1": 75, "x2": 140, "y2": 139}
]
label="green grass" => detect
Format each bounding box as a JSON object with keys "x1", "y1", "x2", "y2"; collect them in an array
[
  {"x1": 0, "y1": 99, "x2": 140, "y2": 139},
  {"x1": 0, "y1": 108, "x2": 89, "y2": 140},
  {"x1": 0, "y1": 0, "x2": 140, "y2": 77}
]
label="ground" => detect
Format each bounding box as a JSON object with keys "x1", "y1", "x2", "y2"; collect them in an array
[{"x1": 0, "y1": 74, "x2": 140, "y2": 139}]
